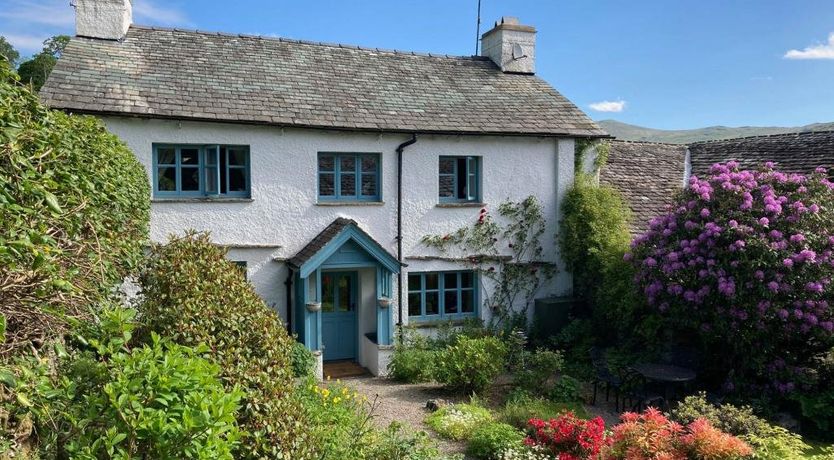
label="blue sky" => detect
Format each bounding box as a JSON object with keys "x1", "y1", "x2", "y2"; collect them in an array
[{"x1": 2, "y1": 0, "x2": 832, "y2": 129}]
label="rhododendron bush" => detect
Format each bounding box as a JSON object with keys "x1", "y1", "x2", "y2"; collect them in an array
[{"x1": 628, "y1": 162, "x2": 834, "y2": 393}]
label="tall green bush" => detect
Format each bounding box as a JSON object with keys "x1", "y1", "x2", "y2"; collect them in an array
[
  {"x1": 138, "y1": 232, "x2": 311, "y2": 459},
  {"x1": 0, "y1": 64, "x2": 149, "y2": 358},
  {"x1": 434, "y1": 336, "x2": 508, "y2": 393}
]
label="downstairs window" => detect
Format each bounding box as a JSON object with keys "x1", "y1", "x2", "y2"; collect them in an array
[{"x1": 407, "y1": 270, "x2": 477, "y2": 321}]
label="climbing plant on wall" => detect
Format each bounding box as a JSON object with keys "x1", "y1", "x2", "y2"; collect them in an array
[{"x1": 422, "y1": 196, "x2": 556, "y2": 330}]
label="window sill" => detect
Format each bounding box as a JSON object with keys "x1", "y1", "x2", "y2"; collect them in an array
[
  {"x1": 316, "y1": 201, "x2": 385, "y2": 207},
  {"x1": 152, "y1": 197, "x2": 253, "y2": 203},
  {"x1": 407, "y1": 317, "x2": 477, "y2": 328},
  {"x1": 436, "y1": 202, "x2": 486, "y2": 208}
]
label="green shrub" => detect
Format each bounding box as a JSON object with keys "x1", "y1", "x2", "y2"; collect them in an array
[
  {"x1": 389, "y1": 328, "x2": 439, "y2": 383},
  {"x1": 500, "y1": 391, "x2": 588, "y2": 430},
  {"x1": 670, "y1": 392, "x2": 810, "y2": 460},
  {"x1": 434, "y1": 336, "x2": 507, "y2": 393},
  {"x1": 512, "y1": 349, "x2": 563, "y2": 394},
  {"x1": 365, "y1": 422, "x2": 448, "y2": 460},
  {"x1": 549, "y1": 375, "x2": 582, "y2": 403},
  {"x1": 425, "y1": 403, "x2": 494, "y2": 441},
  {"x1": 0, "y1": 64, "x2": 149, "y2": 359},
  {"x1": 290, "y1": 340, "x2": 315, "y2": 378},
  {"x1": 139, "y1": 233, "x2": 310, "y2": 459},
  {"x1": 467, "y1": 422, "x2": 524, "y2": 460}
]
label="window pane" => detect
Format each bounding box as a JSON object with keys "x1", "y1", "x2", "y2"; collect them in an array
[
  {"x1": 468, "y1": 173, "x2": 477, "y2": 200},
  {"x1": 456, "y1": 158, "x2": 468, "y2": 198},
  {"x1": 318, "y1": 155, "x2": 335, "y2": 171},
  {"x1": 408, "y1": 293, "x2": 422, "y2": 316},
  {"x1": 157, "y1": 167, "x2": 176, "y2": 191},
  {"x1": 439, "y1": 175, "x2": 455, "y2": 198},
  {"x1": 181, "y1": 167, "x2": 200, "y2": 191},
  {"x1": 319, "y1": 173, "x2": 335, "y2": 196},
  {"x1": 228, "y1": 148, "x2": 247, "y2": 166},
  {"x1": 340, "y1": 156, "x2": 356, "y2": 172},
  {"x1": 425, "y1": 292, "x2": 439, "y2": 315},
  {"x1": 338, "y1": 276, "x2": 353, "y2": 312},
  {"x1": 157, "y1": 148, "x2": 176, "y2": 165},
  {"x1": 461, "y1": 290, "x2": 475, "y2": 313},
  {"x1": 439, "y1": 157, "x2": 455, "y2": 174},
  {"x1": 444, "y1": 273, "x2": 458, "y2": 289},
  {"x1": 321, "y1": 274, "x2": 335, "y2": 312},
  {"x1": 444, "y1": 290, "x2": 459, "y2": 314},
  {"x1": 205, "y1": 147, "x2": 218, "y2": 166},
  {"x1": 341, "y1": 173, "x2": 356, "y2": 196},
  {"x1": 180, "y1": 148, "x2": 200, "y2": 165},
  {"x1": 228, "y1": 168, "x2": 247, "y2": 192},
  {"x1": 361, "y1": 174, "x2": 377, "y2": 196},
  {"x1": 461, "y1": 271, "x2": 474, "y2": 288},
  {"x1": 425, "y1": 273, "x2": 438, "y2": 290},
  {"x1": 408, "y1": 274, "x2": 421, "y2": 291},
  {"x1": 361, "y1": 155, "x2": 377, "y2": 172},
  {"x1": 205, "y1": 166, "x2": 218, "y2": 193}
]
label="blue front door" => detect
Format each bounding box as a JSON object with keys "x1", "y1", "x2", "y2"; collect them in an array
[{"x1": 321, "y1": 271, "x2": 357, "y2": 361}]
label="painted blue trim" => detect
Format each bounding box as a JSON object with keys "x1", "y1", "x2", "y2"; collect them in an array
[
  {"x1": 317, "y1": 152, "x2": 381, "y2": 202},
  {"x1": 152, "y1": 143, "x2": 251, "y2": 199},
  {"x1": 407, "y1": 270, "x2": 479, "y2": 322},
  {"x1": 438, "y1": 156, "x2": 481, "y2": 203},
  {"x1": 375, "y1": 266, "x2": 392, "y2": 345},
  {"x1": 298, "y1": 224, "x2": 400, "y2": 278}
]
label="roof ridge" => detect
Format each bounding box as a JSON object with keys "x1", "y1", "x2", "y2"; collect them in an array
[
  {"x1": 689, "y1": 129, "x2": 834, "y2": 145},
  {"x1": 126, "y1": 24, "x2": 491, "y2": 61},
  {"x1": 610, "y1": 139, "x2": 687, "y2": 147}
]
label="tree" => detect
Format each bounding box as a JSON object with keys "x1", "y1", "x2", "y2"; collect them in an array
[
  {"x1": 0, "y1": 36, "x2": 19, "y2": 67},
  {"x1": 16, "y1": 35, "x2": 70, "y2": 91}
]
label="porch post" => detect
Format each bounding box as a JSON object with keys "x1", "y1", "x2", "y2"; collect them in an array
[
  {"x1": 301, "y1": 273, "x2": 322, "y2": 351},
  {"x1": 376, "y1": 267, "x2": 393, "y2": 345}
]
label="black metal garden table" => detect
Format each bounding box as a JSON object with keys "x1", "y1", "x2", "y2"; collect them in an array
[{"x1": 630, "y1": 363, "x2": 696, "y2": 408}]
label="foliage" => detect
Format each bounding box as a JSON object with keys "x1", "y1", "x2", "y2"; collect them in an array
[
  {"x1": 549, "y1": 375, "x2": 582, "y2": 403},
  {"x1": 575, "y1": 139, "x2": 611, "y2": 174},
  {"x1": 500, "y1": 390, "x2": 587, "y2": 430},
  {"x1": 422, "y1": 197, "x2": 556, "y2": 328},
  {"x1": 389, "y1": 328, "x2": 440, "y2": 383},
  {"x1": 0, "y1": 64, "x2": 149, "y2": 358},
  {"x1": 0, "y1": 305, "x2": 242, "y2": 459},
  {"x1": 628, "y1": 163, "x2": 834, "y2": 394},
  {"x1": 434, "y1": 336, "x2": 508, "y2": 393},
  {"x1": 139, "y1": 233, "x2": 309, "y2": 459},
  {"x1": 512, "y1": 349, "x2": 564, "y2": 395},
  {"x1": 525, "y1": 412, "x2": 608, "y2": 460},
  {"x1": 467, "y1": 422, "x2": 525, "y2": 460},
  {"x1": 290, "y1": 340, "x2": 315, "y2": 378},
  {"x1": 365, "y1": 422, "x2": 452, "y2": 460},
  {"x1": 426, "y1": 403, "x2": 494, "y2": 441},
  {"x1": 605, "y1": 408, "x2": 752, "y2": 460},
  {"x1": 794, "y1": 347, "x2": 834, "y2": 437},
  {"x1": 496, "y1": 444, "x2": 553, "y2": 460},
  {"x1": 0, "y1": 36, "x2": 19, "y2": 67},
  {"x1": 16, "y1": 35, "x2": 69, "y2": 91}
]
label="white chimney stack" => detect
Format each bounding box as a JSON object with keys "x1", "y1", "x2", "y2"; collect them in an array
[
  {"x1": 75, "y1": 0, "x2": 132, "y2": 40},
  {"x1": 480, "y1": 16, "x2": 536, "y2": 74}
]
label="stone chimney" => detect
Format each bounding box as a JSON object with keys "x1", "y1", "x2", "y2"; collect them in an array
[
  {"x1": 480, "y1": 16, "x2": 536, "y2": 74},
  {"x1": 75, "y1": 0, "x2": 132, "y2": 40}
]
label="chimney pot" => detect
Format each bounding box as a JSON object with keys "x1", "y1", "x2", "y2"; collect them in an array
[
  {"x1": 75, "y1": 0, "x2": 132, "y2": 40},
  {"x1": 480, "y1": 16, "x2": 536, "y2": 74}
]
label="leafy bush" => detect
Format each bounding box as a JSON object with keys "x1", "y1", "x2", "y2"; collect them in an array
[
  {"x1": 500, "y1": 390, "x2": 587, "y2": 430},
  {"x1": 525, "y1": 412, "x2": 608, "y2": 460},
  {"x1": 425, "y1": 403, "x2": 494, "y2": 441},
  {"x1": 389, "y1": 328, "x2": 439, "y2": 383},
  {"x1": 290, "y1": 340, "x2": 315, "y2": 378},
  {"x1": 1, "y1": 306, "x2": 242, "y2": 459},
  {"x1": 549, "y1": 375, "x2": 582, "y2": 403},
  {"x1": 628, "y1": 162, "x2": 834, "y2": 393},
  {"x1": 139, "y1": 233, "x2": 309, "y2": 459},
  {"x1": 434, "y1": 336, "x2": 508, "y2": 393},
  {"x1": 512, "y1": 349, "x2": 563, "y2": 394},
  {"x1": 467, "y1": 422, "x2": 524, "y2": 460},
  {"x1": 496, "y1": 445, "x2": 552, "y2": 460},
  {"x1": 0, "y1": 64, "x2": 149, "y2": 358},
  {"x1": 795, "y1": 347, "x2": 834, "y2": 437},
  {"x1": 365, "y1": 422, "x2": 449, "y2": 460}
]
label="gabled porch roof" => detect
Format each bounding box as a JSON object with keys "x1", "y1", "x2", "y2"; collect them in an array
[{"x1": 288, "y1": 218, "x2": 401, "y2": 278}]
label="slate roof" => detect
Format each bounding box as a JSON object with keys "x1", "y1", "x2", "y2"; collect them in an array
[
  {"x1": 688, "y1": 130, "x2": 834, "y2": 177},
  {"x1": 288, "y1": 217, "x2": 396, "y2": 269},
  {"x1": 40, "y1": 25, "x2": 606, "y2": 137},
  {"x1": 601, "y1": 141, "x2": 688, "y2": 234}
]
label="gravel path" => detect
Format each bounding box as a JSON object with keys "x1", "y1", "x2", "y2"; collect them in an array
[{"x1": 343, "y1": 375, "x2": 472, "y2": 458}]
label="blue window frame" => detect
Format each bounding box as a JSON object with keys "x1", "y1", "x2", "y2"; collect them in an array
[
  {"x1": 318, "y1": 153, "x2": 380, "y2": 201},
  {"x1": 152, "y1": 144, "x2": 250, "y2": 198},
  {"x1": 439, "y1": 156, "x2": 481, "y2": 202},
  {"x1": 407, "y1": 271, "x2": 478, "y2": 321}
]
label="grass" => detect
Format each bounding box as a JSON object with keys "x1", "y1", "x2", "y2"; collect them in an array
[{"x1": 500, "y1": 395, "x2": 589, "y2": 430}]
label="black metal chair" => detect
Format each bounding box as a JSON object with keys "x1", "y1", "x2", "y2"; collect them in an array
[
  {"x1": 620, "y1": 368, "x2": 665, "y2": 412},
  {"x1": 590, "y1": 347, "x2": 624, "y2": 408}
]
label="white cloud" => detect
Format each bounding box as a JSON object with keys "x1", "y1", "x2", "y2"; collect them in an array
[
  {"x1": 0, "y1": 0, "x2": 74, "y2": 28},
  {"x1": 3, "y1": 33, "x2": 49, "y2": 54},
  {"x1": 589, "y1": 100, "x2": 626, "y2": 113},
  {"x1": 133, "y1": 1, "x2": 192, "y2": 27},
  {"x1": 784, "y1": 32, "x2": 834, "y2": 60}
]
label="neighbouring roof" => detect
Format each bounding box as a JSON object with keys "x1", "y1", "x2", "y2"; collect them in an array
[
  {"x1": 601, "y1": 141, "x2": 688, "y2": 234},
  {"x1": 688, "y1": 130, "x2": 834, "y2": 177},
  {"x1": 40, "y1": 25, "x2": 606, "y2": 137}
]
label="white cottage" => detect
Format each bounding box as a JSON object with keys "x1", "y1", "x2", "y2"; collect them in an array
[{"x1": 41, "y1": 0, "x2": 607, "y2": 377}]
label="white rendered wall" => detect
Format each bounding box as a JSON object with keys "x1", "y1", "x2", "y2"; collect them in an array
[{"x1": 102, "y1": 117, "x2": 574, "y2": 327}]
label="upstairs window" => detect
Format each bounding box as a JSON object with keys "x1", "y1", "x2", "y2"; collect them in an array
[
  {"x1": 439, "y1": 156, "x2": 481, "y2": 202},
  {"x1": 318, "y1": 153, "x2": 380, "y2": 201},
  {"x1": 407, "y1": 270, "x2": 477, "y2": 321},
  {"x1": 153, "y1": 144, "x2": 250, "y2": 198}
]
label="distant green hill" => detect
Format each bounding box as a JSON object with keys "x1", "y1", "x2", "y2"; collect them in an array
[{"x1": 598, "y1": 120, "x2": 834, "y2": 144}]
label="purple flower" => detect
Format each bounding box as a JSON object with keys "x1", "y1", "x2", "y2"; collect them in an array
[
  {"x1": 768, "y1": 281, "x2": 780, "y2": 293},
  {"x1": 790, "y1": 234, "x2": 806, "y2": 243},
  {"x1": 700, "y1": 208, "x2": 711, "y2": 218},
  {"x1": 758, "y1": 217, "x2": 769, "y2": 226},
  {"x1": 783, "y1": 258, "x2": 794, "y2": 268}
]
